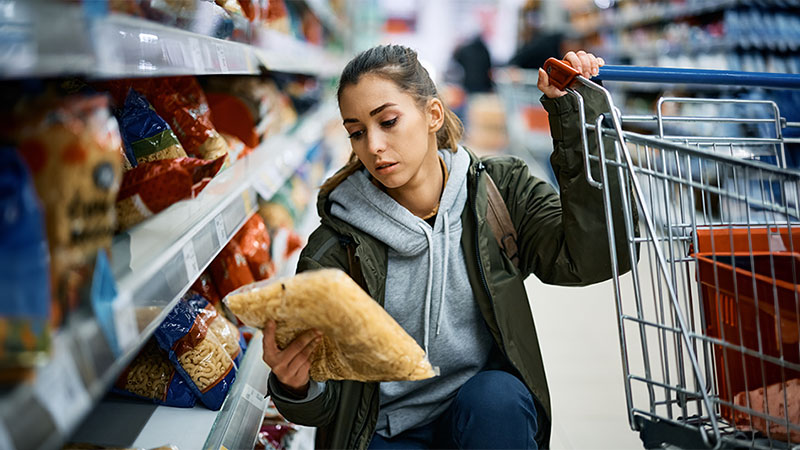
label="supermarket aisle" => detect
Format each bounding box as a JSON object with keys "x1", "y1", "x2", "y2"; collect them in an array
[{"x1": 526, "y1": 274, "x2": 642, "y2": 449}]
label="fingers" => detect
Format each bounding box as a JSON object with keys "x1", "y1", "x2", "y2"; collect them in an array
[
  {"x1": 536, "y1": 67, "x2": 549, "y2": 90},
  {"x1": 538, "y1": 67, "x2": 566, "y2": 99},
  {"x1": 563, "y1": 51, "x2": 604, "y2": 78},
  {"x1": 286, "y1": 335, "x2": 320, "y2": 377},
  {"x1": 262, "y1": 320, "x2": 280, "y2": 363},
  {"x1": 563, "y1": 51, "x2": 581, "y2": 73}
]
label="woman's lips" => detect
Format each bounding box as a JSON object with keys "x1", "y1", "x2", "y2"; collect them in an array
[{"x1": 375, "y1": 162, "x2": 398, "y2": 174}]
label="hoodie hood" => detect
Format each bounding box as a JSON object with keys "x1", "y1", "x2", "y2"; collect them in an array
[{"x1": 327, "y1": 148, "x2": 471, "y2": 256}]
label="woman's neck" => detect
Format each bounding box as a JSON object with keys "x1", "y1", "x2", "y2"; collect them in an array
[{"x1": 386, "y1": 149, "x2": 444, "y2": 219}]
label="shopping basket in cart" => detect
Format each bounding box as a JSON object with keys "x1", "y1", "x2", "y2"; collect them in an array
[{"x1": 542, "y1": 58, "x2": 800, "y2": 449}]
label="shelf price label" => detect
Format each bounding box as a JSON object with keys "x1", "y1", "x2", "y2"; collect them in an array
[
  {"x1": 33, "y1": 338, "x2": 91, "y2": 433},
  {"x1": 215, "y1": 43, "x2": 229, "y2": 72},
  {"x1": 214, "y1": 214, "x2": 227, "y2": 246},
  {"x1": 242, "y1": 190, "x2": 254, "y2": 215},
  {"x1": 113, "y1": 291, "x2": 138, "y2": 352},
  {"x1": 182, "y1": 241, "x2": 199, "y2": 280},
  {"x1": 242, "y1": 383, "x2": 267, "y2": 411},
  {"x1": 188, "y1": 37, "x2": 205, "y2": 73}
]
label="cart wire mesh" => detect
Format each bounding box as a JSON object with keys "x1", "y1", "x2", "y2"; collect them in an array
[{"x1": 545, "y1": 59, "x2": 800, "y2": 449}]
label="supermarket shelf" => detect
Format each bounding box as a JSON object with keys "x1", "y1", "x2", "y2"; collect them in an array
[
  {"x1": 252, "y1": 28, "x2": 344, "y2": 77},
  {"x1": 71, "y1": 331, "x2": 269, "y2": 450},
  {"x1": 0, "y1": 103, "x2": 338, "y2": 450},
  {"x1": 0, "y1": 2, "x2": 345, "y2": 79},
  {"x1": 574, "y1": 0, "x2": 736, "y2": 38},
  {"x1": 596, "y1": 39, "x2": 800, "y2": 63}
]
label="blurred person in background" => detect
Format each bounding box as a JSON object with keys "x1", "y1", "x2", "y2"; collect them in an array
[{"x1": 261, "y1": 44, "x2": 632, "y2": 450}]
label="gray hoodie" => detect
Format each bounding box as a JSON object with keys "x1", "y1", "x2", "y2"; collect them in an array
[{"x1": 328, "y1": 148, "x2": 494, "y2": 438}]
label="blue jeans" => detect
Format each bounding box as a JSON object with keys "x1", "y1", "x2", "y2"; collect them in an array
[{"x1": 368, "y1": 370, "x2": 540, "y2": 449}]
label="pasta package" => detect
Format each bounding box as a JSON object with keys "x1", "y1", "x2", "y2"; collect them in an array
[
  {"x1": 154, "y1": 293, "x2": 242, "y2": 410},
  {"x1": 16, "y1": 95, "x2": 123, "y2": 326},
  {"x1": 233, "y1": 214, "x2": 275, "y2": 281},
  {"x1": 225, "y1": 269, "x2": 436, "y2": 382},
  {"x1": 191, "y1": 271, "x2": 222, "y2": 305},
  {"x1": 115, "y1": 156, "x2": 226, "y2": 230},
  {"x1": 209, "y1": 240, "x2": 256, "y2": 297},
  {"x1": 112, "y1": 339, "x2": 196, "y2": 408},
  {"x1": 118, "y1": 89, "x2": 188, "y2": 164},
  {"x1": 98, "y1": 77, "x2": 228, "y2": 161},
  {"x1": 147, "y1": 77, "x2": 229, "y2": 161}
]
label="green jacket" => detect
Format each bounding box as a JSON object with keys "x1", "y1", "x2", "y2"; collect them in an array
[{"x1": 272, "y1": 89, "x2": 635, "y2": 449}]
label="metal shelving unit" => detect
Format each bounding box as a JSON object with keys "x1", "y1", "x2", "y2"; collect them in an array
[
  {"x1": 0, "y1": 2, "x2": 346, "y2": 79},
  {"x1": 71, "y1": 330, "x2": 269, "y2": 450},
  {"x1": 0, "y1": 86, "x2": 336, "y2": 449}
]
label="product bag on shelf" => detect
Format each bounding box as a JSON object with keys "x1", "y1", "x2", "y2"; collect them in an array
[
  {"x1": 191, "y1": 271, "x2": 222, "y2": 306},
  {"x1": 204, "y1": 76, "x2": 296, "y2": 143},
  {"x1": 148, "y1": 77, "x2": 230, "y2": 161},
  {"x1": 112, "y1": 339, "x2": 197, "y2": 408},
  {"x1": 15, "y1": 95, "x2": 123, "y2": 326},
  {"x1": 208, "y1": 239, "x2": 257, "y2": 297},
  {"x1": 99, "y1": 77, "x2": 229, "y2": 162},
  {"x1": 220, "y1": 132, "x2": 254, "y2": 162},
  {"x1": 183, "y1": 292, "x2": 246, "y2": 362},
  {"x1": 154, "y1": 293, "x2": 243, "y2": 410},
  {"x1": 0, "y1": 148, "x2": 51, "y2": 379},
  {"x1": 115, "y1": 155, "x2": 226, "y2": 230},
  {"x1": 233, "y1": 214, "x2": 275, "y2": 281},
  {"x1": 118, "y1": 89, "x2": 188, "y2": 165}
]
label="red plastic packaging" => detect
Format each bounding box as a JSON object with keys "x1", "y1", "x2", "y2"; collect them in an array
[
  {"x1": 191, "y1": 271, "x2": 222, "y2": 305},
  {"x1": 115, "y1": 155, "x2": 226, "y2": 230},
  {"x1": 209, "y1": 240, "x2": 256, "y2": 297},
  {"x1": 233, "y1": 215, "x2": 275, "y2": 281}
]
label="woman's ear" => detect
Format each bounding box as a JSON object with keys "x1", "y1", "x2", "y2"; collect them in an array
[{"x1": 427, "y1": 98, "x2": 445, "y2": 134}]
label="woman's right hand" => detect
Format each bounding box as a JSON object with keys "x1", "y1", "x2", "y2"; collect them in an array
[
  {"x1": 262, "y1": 320, "x2": 322, "y2": 396},
  {"x1": 538, "y1": 50, "x2": 605, "y2": 99}
]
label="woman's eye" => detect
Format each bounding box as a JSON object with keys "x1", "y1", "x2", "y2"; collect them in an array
[
  {"x1": 348, "y1": 130, "x2": 364, "y2": 140},
  {"x1": 381, "y1": 117, "x2": 397, "y2": 128}
]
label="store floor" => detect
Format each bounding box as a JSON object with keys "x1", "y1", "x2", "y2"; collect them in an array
[{"x1": 526, "y1": 274, "x2": 643, "y2": 449}]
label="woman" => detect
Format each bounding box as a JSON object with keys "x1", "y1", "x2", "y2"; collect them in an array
[{"x1": 262, "y1": 45, "x2": 632, "y2": 449}]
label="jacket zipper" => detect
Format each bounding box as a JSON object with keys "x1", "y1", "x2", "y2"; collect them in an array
[
  {"x1": 473, "y1": 162, "x2": 493, "y2": 300},
  {"x1": 472, "y1": 162, "x2": 527, "y2": 382}
]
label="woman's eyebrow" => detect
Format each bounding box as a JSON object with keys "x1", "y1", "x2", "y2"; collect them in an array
[{"x1": 342, "y1": 102, "x2": 397, "y2": 125}]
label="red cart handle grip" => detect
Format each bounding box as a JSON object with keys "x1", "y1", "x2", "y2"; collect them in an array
[{"x1": 543, "y1": 57, "x2": 581, "y2": 91}]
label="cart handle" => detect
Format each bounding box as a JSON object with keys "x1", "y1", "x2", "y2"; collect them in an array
[
  {"x1": 596, "y1": 65, "x2": 800, "y2": 90},
  {"x1": 543, "y1": 57, "x2": 582, "y2": 91}
]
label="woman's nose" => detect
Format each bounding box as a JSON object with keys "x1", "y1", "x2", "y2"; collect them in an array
[{"x1": 366, "y1": 131, "x2": 385, "y2": 154}]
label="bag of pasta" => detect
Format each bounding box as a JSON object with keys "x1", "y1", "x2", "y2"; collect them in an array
[
  {"x1": 154, "y1": 292, "x2": 243, "y2": 410},
  {"x1": 118, "y1": 89, "x2": 188, "y2": 165},
  {"x1": 112, "y1": 339, "x2": 196, "y2": 407},
  {"x1": 224, "y1": 269, "x2": 436, "y2": 382}
]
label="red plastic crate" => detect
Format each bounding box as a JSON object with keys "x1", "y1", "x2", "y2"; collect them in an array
[{"x1": 694, "y1": 227, "x2": 800, "y2": 423}]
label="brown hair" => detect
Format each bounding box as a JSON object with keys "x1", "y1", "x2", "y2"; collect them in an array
[{"x1": 321, "y1": 44, "x2": 464, "y2": 193}]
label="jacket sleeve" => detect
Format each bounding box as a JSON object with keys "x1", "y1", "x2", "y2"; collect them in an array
[
  {"x1": 496, "y1": 87, "x2": 636, "y2": 286},
  {"x1": 266, "y1": 226, "x2": 347, "y2": 427}
]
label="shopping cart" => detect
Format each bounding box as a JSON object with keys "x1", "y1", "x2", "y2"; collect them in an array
[{"x1": 542, "y1": 58, "x2": 800, "y2": 449}]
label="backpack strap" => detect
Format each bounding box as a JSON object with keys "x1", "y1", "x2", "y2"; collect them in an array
[{"x1": 484, "y1": 173, "x2": 520, "y2": 268}]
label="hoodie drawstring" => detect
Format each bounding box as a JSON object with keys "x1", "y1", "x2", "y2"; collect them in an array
[
  {"x1": 436, "y1": 211, "x2": 449, "y2": 336},
  {"x1": 420, "y1": 225, "x2": 434, "y2": 356},
  {"x1": 419, "y1": 210, "x2": 451, "y2": 357}
]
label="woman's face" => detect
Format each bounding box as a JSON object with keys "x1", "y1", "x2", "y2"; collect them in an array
[{"x1": 339, "y1": 74, "x2": 442, "y2": 190}]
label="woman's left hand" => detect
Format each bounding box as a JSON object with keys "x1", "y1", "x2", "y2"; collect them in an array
[{"x1": 538, "y1": 50, "x2": 605, "y2": 98}]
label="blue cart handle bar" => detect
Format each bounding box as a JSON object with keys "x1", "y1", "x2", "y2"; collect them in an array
[{"x1": 596, "y1": 65, "x2": 800, "y2": 90}]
